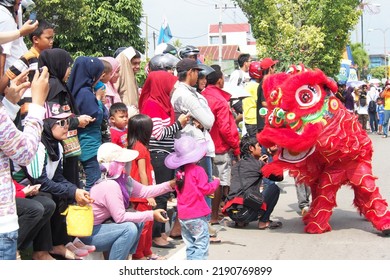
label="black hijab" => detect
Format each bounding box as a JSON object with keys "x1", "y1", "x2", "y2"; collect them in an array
[
  {"x1": 41, "y1": 118, "x2": 61, "y2": 162},
  {"x1": 38, "y1": 48, "x2": 74, "y2": 102}
]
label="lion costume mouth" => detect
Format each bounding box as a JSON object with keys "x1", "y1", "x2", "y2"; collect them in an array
[{"x1": 279, "y1": 147, "x2": 316, "y2": 163}]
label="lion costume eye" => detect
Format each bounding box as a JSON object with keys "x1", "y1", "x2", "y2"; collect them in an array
[{"x1": 295, "y1": 85, "x2": 321, "y2": 107}]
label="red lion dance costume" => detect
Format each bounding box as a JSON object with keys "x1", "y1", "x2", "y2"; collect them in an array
[{"x1": 258, "y1": 65, "x2": 390, "y2": 235}]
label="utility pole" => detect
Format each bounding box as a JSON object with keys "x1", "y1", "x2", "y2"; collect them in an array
[
  {"x1": 142, "y1": 14, "x2": 149, "y2": 60},
  {"x1": 215, "y1": 1, "x2": 236, "y2": 66},
  {"x1": 153, "y1": 31, "x2": 156, "y2": 52}
]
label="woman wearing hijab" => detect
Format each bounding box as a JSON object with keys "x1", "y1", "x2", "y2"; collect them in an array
[
  {"x1": 114, "y1": 47, "x2": 141, "y2": 116},
  {"x1": 67, "y1": 56, "x2": 105, "y2": 190},
  {"x1": 99, "y1": 56, "x2": 121, "y2": 111},
  {"x1": 79, "y1": 142, "x2": 175, "y2": 260},
  {"x1": 38, "y1": 49, "x2": 93, "y2": 188},
  {"x1": 139, "y1": 71, "x2": 189, "y2": 248},
  {"x1": 22, "y1": 112, "x2": 93, "y2": 259}
]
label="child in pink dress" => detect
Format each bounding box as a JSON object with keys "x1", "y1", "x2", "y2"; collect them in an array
[{"x1": 165, "y1": 136, "x2": 220, "y2": 260}]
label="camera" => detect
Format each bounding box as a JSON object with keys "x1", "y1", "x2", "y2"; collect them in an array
[{"x1": 161, "y1": 211, "x2": 168, "y2": 219}]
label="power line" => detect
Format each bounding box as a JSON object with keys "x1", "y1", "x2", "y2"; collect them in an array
[
  {"x1": 140, "y1": 19, "x2": 208, "y2": 41},
  {"x1": 183, "y1": 0, "x2": 212, "y2": 7}
]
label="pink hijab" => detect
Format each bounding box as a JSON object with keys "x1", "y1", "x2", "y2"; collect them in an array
[{"x1": 100, "y1": 56, "x2": 121, "y2": 108}]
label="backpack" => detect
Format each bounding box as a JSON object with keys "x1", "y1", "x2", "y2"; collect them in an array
[
  {"x1": 368, "y1": 100, "x2": 377, "y2": 113},
  {"x1": 359, "y1": 94, "x2": 367, "y2": 107}
]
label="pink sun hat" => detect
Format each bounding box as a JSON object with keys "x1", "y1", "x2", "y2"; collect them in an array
[{"x1": 165, "y1": 136, "x2": 208, "y2": 169}]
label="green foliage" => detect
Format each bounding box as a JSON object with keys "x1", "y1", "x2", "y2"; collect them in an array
[
  {"x1": 235, "y1": 0, "x2": 361, "y2": 77},
  {"x1": 35, "y1": 0, "x2": 144, "y2": 56},
  {"x1": 369, "y1": 66, "x2": 387, "y2": 80},
  {"x1": 136, "y1": 60, "x2": 147, "y2": 87}
]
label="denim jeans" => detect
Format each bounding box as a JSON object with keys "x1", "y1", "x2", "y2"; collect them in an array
[
  {"x1": 79, "y1": 222, "x2": 143, "y2": 260},
  {"x1": 368, "y1": 111, "x2": 378, "y2": 133},
  {"x1": 383, "y1": 110, "x2": 390, "y2": 136},
  {"x1": 0, "y1": 230, "x2": 18, "y2": 260},
  {"x1": 179, "y1": 216, "x2": 209, "y2": 260},
  {"x1": 295, "y1": 182, "x2": 311, "y2": 210},
  {"x1": 261, "y1": 146, "x2": 275, "y2": 188},
  {"x1": 81, "y1": 155, "x2": 102, "y2": 191},
  {"x1": 259, "y1": 183, "x2": 280, "y2": 223}
]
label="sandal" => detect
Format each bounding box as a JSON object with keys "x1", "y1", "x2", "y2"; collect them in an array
[
  {"x1": 65, "y1": 242, "x2": 89, "y2": 257},
  {"x1": 147, "y1": 254, "x2": 167, "y2": 260},
  {"x1": 259, "y1": 221, "x2": 283, "y2": 230},
  {"x1": 235, "y1": 222, "x2": 248, "y2": 228},
  {"x1": 73, "y1": 237, "x2": 96, "y2": 253},
  {"x1": 50, "y1": 248, "x2": 84, "y2": 260},
  {"x1": 210, "y1": 237, "x2": 222, "y2": 244}
]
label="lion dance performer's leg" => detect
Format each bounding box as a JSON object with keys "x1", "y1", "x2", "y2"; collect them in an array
[
  {"x1": 349, "y1": 162, "x2": 390, "y2": 235},
  {"x1": 352, "y1": 182, "x2": 390, "y2": 235},
  {"x1": 302, "y1": 174, "x2": 341, "y2": 234}
]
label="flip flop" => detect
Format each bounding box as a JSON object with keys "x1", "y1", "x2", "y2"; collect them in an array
[
  {"x1": 73, "y1": 237, "x2": 96, "y2": 253},
  {"x1": 147, "y1": 254, "x2": 167, "y2": 260},
  {"x1": 152, "y1": 241, "x2": 176, "y2": 249},
  {"x1": 168, "y1": 235, "x2": 183, "y2": 240},
  {"x1": 210, "y1": 237, "x2": 222, "y2": 244},
  {"x1": 259, "y1": 221, "x2": 283, "y2": 230},
  {"x1": 65, "y1": 242, "x2": 89, "y2": 257}
]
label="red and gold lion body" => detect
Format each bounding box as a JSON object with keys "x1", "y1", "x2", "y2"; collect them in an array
[{"x1": 258, "y1": 67, "x2": 390, "y2": 235}]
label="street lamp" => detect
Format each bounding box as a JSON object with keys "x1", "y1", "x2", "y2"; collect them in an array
[{"x1": 368, "y1": 28, "x2": 390, "y2": 80}]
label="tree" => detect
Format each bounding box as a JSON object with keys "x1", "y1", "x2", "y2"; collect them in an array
[
  {"x1": 34, "y1": 0, "x2": 144, "y2": 56},
  {"x1": 235, "y1": 0, "x2": 361, "y2": 77},
  {"x1": 369, "y1": 66, "x2": 387, "y2": 81},
  {"x1": 33, "y1": 0, "x2": 89, "y2": 51},
  {"x1": 350, "y1": 43, "x2": 369, "y2": 80}
]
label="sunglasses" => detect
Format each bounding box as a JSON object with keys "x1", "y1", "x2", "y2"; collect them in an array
[{"x1": 55, "y1": 118, "x2": 69, "y2": 127}]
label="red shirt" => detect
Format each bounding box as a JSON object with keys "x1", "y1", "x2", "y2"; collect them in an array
[
  {"x1": 130, "y1": 141, "x2": 155, "y2": 203},
  {"x1": 202, "y1": 85, "x2": 240, "y2": 156},
  {"x1": 110, "y1": 127, "x2": 128, "y2": 148}
]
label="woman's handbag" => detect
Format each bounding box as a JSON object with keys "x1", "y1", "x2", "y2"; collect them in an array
[
  {"x1": 62, "y1": 129, "x2": 82, "y2": 158},
  {"x1": 61, "y1": 205, "x2": 94, "y2": 237}
]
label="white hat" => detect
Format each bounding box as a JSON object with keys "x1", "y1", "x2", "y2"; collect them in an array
[
  {"x1": 223, "y1": 82, "x2": 251, "y2": 100},
  {"x1": 97, "y1": 143, "x2": 139, "y2": 163}
]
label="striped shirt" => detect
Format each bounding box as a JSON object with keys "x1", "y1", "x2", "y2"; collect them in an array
[
  {"x1": 6, "y1": 47, "x2": 39, "y2": 80},
  {"x1": 6, "y1": 47, "x2": 40, "y2": 127},
  {"x1": 141, "y1": 100, "x2": 181, "y2": 153}
]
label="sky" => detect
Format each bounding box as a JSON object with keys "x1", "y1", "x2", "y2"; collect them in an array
[
  {"x1": 141, "y1": 0, "x2": 390, "y2": 57},
  {"x1": 140, "y1": 0, "x2": 248, "y2": 56}
]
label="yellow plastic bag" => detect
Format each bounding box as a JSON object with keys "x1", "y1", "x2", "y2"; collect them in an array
[{"x1": 61, "y1": 205, "x2": 94, "y2": 237}]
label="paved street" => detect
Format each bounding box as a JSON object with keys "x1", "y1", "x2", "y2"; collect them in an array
[{"x1": 159, "y1": 134, "x2": 390, "y2": 260}]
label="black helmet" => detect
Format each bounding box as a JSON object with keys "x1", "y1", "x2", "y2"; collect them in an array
[
  {"x1": 178, "y1": 45, "x2": 200, "y2": 59},
  {"x1": 154, "y1": 43, "x2": 178, "y2": 56},
  {"x1": 148, "y1": 53, "x2": 180, "y2": 72},
  {"x1": 198, "y1": 64, "x2": 215, "y2": 77},
  {"x1": 113, "y1": 47, "x2": 126, "y2": 58}
]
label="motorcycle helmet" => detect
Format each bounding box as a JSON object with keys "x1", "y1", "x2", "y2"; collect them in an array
[
  {"x1": 178, "y1": 45, "x2": 200, "y2": 60},
  {"x1": 148, "y1": 53, "x2": 180, "y2": 72},
  {"x1": 249, "y1": 61, "x2": 263, "y2": 80},
  {"x1": 154, "y1": 43, "x2": 178, "y2": 56}
]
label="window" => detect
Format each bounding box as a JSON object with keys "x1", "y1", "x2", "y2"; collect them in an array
[{"x1": 209, "y1": 35, "x2": 226, "y2": 45}]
